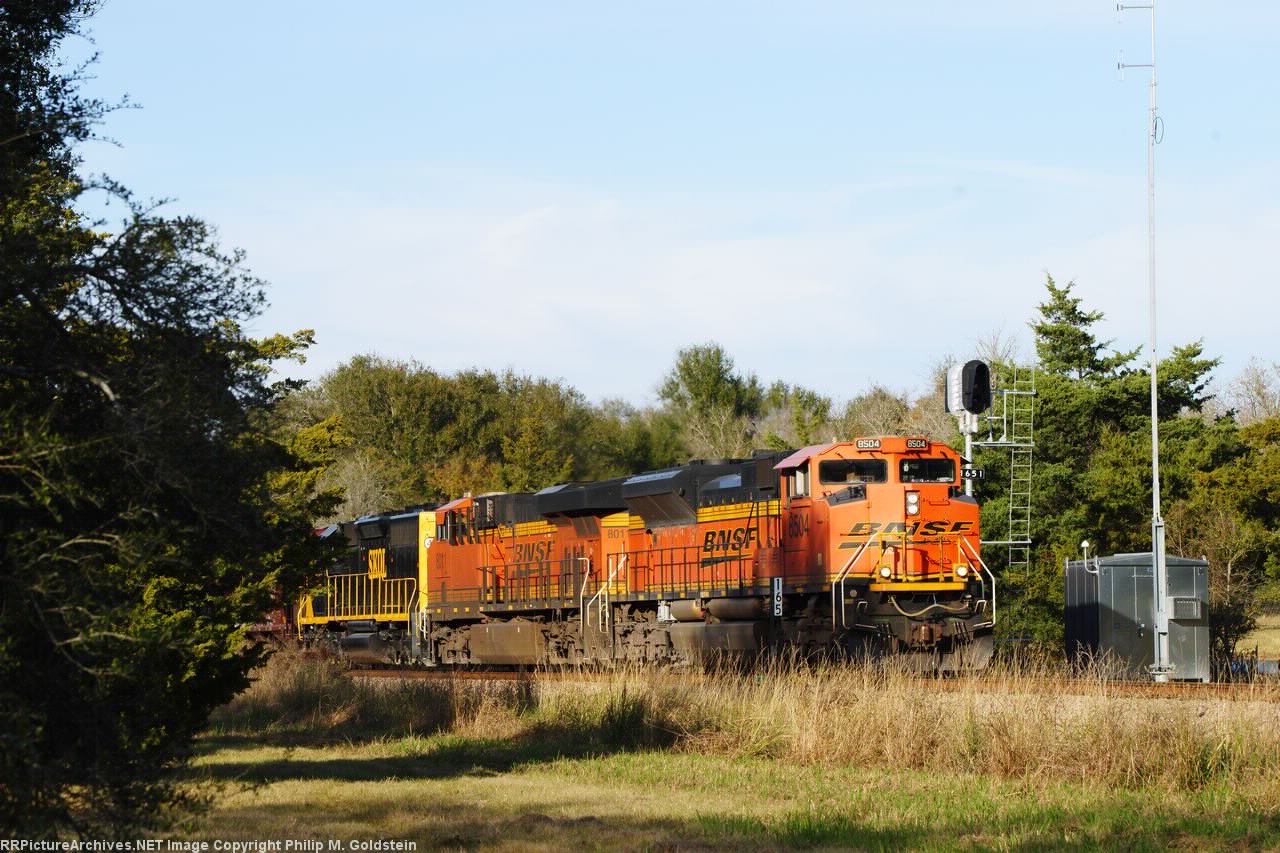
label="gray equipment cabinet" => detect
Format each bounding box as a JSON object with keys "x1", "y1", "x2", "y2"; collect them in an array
[{"x1": 1064, "y1": 552, "x2": 1210, "y2": 682}]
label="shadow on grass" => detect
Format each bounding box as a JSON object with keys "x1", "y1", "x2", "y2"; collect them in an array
[
  {"x1": 194, "y1": 714, "x2": 677, "y2": 786},
  {"x1": 185, "y1": 780, "x2": 1280, "y2": 853}
]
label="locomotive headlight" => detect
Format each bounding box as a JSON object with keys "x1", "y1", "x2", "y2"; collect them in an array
[
  {"x1": 878, "y1": 566, "x2": 893, "y2": 579},
  {"x1": 905, "y1": 492, "x2": 920, "y2": 516},
  {"x1": 954, "y1": 565, "x2": 969, "y2": 578}
]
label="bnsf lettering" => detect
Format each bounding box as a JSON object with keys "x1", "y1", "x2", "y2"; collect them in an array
[
  {"x1": 701, "y1": 526, "x2": 759, "y2": 553},
  {"x1": 846, "y1": 521, "x2": 974, "y2": 537},
  {"x1": 513, "y1": 541, "x2": 552, "y2": 563}
]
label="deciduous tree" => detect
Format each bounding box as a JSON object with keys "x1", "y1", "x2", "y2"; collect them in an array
[{"x1": 659, "y1": 342, "x2": 764, "y2": 458}]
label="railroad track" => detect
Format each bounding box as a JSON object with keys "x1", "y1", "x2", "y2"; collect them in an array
[
  {"x1": 345, "y1": 666, "x2": 1279, "y2": 701},
  {"x1": 930, "y1": 676, "x2": 1276, "y2": 702},
  {"x1": 349, "y1": 667, "x2": 554, "y2": 682}
]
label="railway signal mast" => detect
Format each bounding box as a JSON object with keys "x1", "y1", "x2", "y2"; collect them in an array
[{"x1": 1117, "y1": 0, "x2": 1171, "y2": 681}]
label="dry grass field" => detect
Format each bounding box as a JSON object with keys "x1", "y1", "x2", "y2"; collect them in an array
[{"x1": 174, "y1": 653, "x2": 1280, "y2": 850}]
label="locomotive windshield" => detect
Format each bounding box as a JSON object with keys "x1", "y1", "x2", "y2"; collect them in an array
[
  {"x1": 819, "y1": 459, "x2": 887, "y2": 484},
  {"x1": 900, "y1": 458, "x2": 956, "y2": 483}
]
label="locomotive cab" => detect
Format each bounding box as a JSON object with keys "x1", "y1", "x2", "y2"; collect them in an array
[
  {"x1": 776, "y1": 438, "x2": 992, "y2": 668},
  {"x1": 778, "y1": 438, "x2": 979, "y2": 582}
]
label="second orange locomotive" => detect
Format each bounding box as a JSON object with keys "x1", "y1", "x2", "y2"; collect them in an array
[{"x1": 298, "y1": 436, "x2": 995, "y2": 670}]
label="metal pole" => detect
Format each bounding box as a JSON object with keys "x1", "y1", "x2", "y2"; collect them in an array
[
  {"x1": 1118, "y1": 1, "x2": 1169, "y2": 680},
  {"x1": 964, "y1": 420, "x2": 974, "y2": 497},
  {"x1": 1146, "y1": 1, "x2": 1171, "y2": 682}
]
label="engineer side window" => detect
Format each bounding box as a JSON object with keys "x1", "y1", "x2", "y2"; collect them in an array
[
  {"x1": 819, "y1": 459, "x2": 887, "y2": 485},
  {"x1": 791, "y1": 467, "x2": 810, "y2": 498}
]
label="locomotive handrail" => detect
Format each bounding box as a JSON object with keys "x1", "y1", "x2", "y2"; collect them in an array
[
  {"x1": 477, "y1": 563, "x2": 496, "y2": 604},
  {"x1": 957, "y1": 536, "x2": 996, "y2": 628},
  {"x1": 629, "y1": 544, "x2": 751, "y2": 598},
  {"x1": 584, "y1": 554, "x2": 627, "y2": 635},
  {"x1": 832, "y1": 538, "x2": 874, "y2": 632},
  {"x1": 575, "y1": 557, "x2": 593, "y2": 644},
  {"x1": 480, "y1": 555, "x2": 592, "y2": 607},
  {"x1": 321, "y1": 572, "x2": 416, "y2": 620}
]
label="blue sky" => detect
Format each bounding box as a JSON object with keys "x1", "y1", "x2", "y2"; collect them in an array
[{"x1": 70, "y1": 1, "x2": 1280, "y2": 404}]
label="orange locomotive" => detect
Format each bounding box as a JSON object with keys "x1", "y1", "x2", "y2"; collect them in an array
[{"x1": 297, "y1": 436, "x2": 995, "y2": 671}]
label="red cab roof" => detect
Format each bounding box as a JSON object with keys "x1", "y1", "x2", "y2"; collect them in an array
[{"x1": 773, "y1": 443, "x2": 836, "y2": 470}]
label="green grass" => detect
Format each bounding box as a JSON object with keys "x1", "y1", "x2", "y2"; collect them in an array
[
  {"x1": 179, "y1": 735, "x2": 1280, "y2": 851},
  {"x1": 1244, "y1": 613, "x2": 1280, "y2": 659}
]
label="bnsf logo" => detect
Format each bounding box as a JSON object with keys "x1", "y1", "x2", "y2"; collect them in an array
[
  {"x1": 513, "y1": 541, "x2": 553, "y2": 563},
  {"x1": 855, "y1": 438, "x2": 881, "y2": 449},
  {"x1": 702, "y1": 526, "x2": 759, "y2": 553},
  {"x1": 847, "y1": 520, "x2": 974, "y2": 536}
]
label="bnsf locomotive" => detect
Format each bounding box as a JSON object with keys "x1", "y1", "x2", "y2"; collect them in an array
[{"x1": 296, "y1": 437, "x2": 995, "y2": 671}]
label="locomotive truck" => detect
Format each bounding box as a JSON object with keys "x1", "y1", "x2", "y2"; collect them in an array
[{"x1": 296, "y1": 436, "x2": 996, "y2": 671}]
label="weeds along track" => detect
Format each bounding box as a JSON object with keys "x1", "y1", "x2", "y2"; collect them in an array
[
  {"x1": 222, "y1": 652, "x2": 1280, "y2": 798},
  {"x1": 345, "y1": 665, "x2": 1279, "y2": 702}
]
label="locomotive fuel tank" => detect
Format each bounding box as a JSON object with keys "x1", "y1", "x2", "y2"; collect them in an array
[{"x1": 339, "y1": 630, "x2": 388, "y2": 665}]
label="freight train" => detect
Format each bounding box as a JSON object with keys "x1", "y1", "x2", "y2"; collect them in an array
[{"x1": 296, "y1": 437, "x2": 996, "y2": 671}]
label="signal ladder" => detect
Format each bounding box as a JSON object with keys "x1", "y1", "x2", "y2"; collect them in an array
[{"x1": 975, "y1": 365, "x2": 1036, "y2": 578}]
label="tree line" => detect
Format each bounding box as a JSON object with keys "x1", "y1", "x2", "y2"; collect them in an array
[{"x1": 276, "y1": 345, "x2": 957, "y2": 520}]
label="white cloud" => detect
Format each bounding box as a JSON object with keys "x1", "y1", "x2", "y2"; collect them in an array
[{"x1": 224, "y1": 160, "x2": 1276, "y2": 408}]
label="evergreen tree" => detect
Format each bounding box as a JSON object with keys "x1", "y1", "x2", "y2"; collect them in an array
[
  {"x1": 1030, "y1": 275, "x2": 1138, "y2": 380},
  {"x1": 976, "y1": 275, "x2": 1236, "y2": 657},
  {"x1": 1, "y1": 2, "x2": 333, "y2": 834}
]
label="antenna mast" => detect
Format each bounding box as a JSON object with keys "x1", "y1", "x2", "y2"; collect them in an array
[{"x1": 1118, "y1": 0, "x2": 1171, "y2": 682}]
